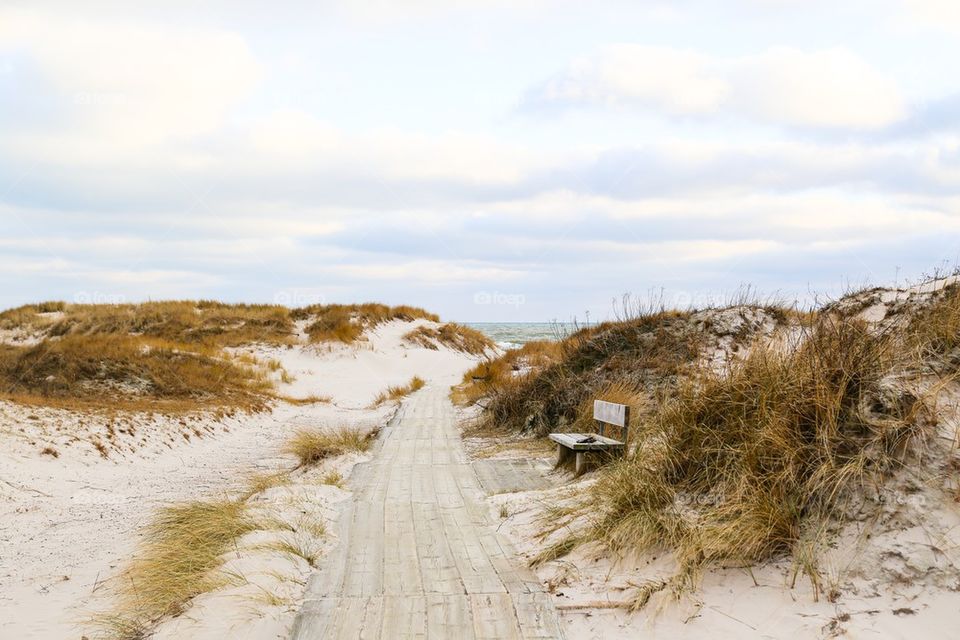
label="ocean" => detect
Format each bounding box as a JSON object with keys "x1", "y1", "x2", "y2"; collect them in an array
[{"x1": 465, "y1": 322, "x2": 574, "y2": 350}]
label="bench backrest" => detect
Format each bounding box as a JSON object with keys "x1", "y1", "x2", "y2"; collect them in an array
[{"x1": 594, "y1": 400, "x2": 629, "y2": 441}]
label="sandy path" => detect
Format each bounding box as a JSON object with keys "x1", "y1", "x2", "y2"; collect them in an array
[{"x1": 291, "y1": 387, "x2": 564, "y2": 639}]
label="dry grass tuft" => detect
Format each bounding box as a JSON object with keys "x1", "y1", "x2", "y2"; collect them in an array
[
  {"x1": 320, "y1": 470, "x2": 344, "y2": 487},
  {"x1": 276, "y1": 394, "x2": 333, "y2": 405},
  {"x1": 372, "y1": 375, "x2": 425, "y2": 406},
  {"x1": 263, "y1": 535, "x2": 322, "y2": 567},
  {"x1": 244, "y1": 471, "x2": 290, "y2": 498},
  {"x1": 284, "y1": 426, "x2": 376, "y2": 467},
  {"x1": 293, "y1": 303, "x2": 439, "y2": 344},
  {"x1": 451, "y1": 340, "x2": 562, "y2": 406},
  {"x1": 100, "y1": 499, "x2": 255, "y2": 636},
  {"x1": 908, "y1": 282, "x2": 960, "y2": 367},
  {"x1": 403, "y1": 323, "x2": 495, "y2": 355}
]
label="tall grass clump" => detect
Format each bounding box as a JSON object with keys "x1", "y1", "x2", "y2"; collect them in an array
[
  {"x1": 100, "y1": 500, "x2": 255, "y2": 636},
  {"x1": 284, "y1": 426, "x2": 377, "y2": 467},
  {"x1": 403, "y1": 323, "x2": 495, "y2": 355},
  {"x1": 372, "y1": 375, "x2": 425, "y2": 406},
  {"x1": 580, "y1": 316, "x2": 929, "y2": 607},
  {"x1": 452, "y1": 340, "x2": 563, "y2": 406},
  {"x1": 0, "y1": 302, "x2": 66, "y2": 331},
  {"x1": 908, "y1": 282, "x2": 960, "y2": 367},
  {"x1": 293, "y1": 303, "x2": 439, "y2": 344}
]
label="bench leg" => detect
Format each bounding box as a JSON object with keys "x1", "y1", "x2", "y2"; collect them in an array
[
  {"x1": 575, "y1": 451, "x2": 589, "y2": 477},
  {"x1": 556, "y1": 444, "x2": 573, "y2": 468}
]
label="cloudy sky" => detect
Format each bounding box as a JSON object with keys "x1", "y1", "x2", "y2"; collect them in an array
[{"x1": 1, "y1": 1, "x2": 959, "y2": 321}]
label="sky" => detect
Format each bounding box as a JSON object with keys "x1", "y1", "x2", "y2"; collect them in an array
[{"x1": 1, "y1": 0, "x2": 960, "y2": 322}]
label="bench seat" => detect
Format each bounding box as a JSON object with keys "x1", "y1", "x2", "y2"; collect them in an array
[
  {"x1": 548, "y1": 432, "x2": 624, "y2": 450},
  {"x1": 549, "y1": 432, "x2": 624, "y2": 476}
]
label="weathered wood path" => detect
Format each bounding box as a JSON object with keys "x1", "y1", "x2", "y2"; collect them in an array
[{"x1": 291, "y1": 387, "x2": 563, "y2": 639}]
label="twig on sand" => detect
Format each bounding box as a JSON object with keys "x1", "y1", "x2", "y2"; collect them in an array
[
  {"x1": 554, "y1": 600, "x2": 632, "y2": 610},
  {"x1": 705, "y1": 605, "x2": 757, "y2": 630},
  {"x1": 0, "y1": 476, "x2": 52, "y2": 497}
]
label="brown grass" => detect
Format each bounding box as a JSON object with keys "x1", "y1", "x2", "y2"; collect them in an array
[
  {"x1": 0, "y1": 335, "x2": 272, "y2": 411},
  {"x1": 403, "y1": 323, "x2": 495, "y2": 355},
  {"x1": 284, "y1": 426, "x2": 377, "y2": 467},
  {"x1": 451, "y1": 340, "x2": 562, "y2": 406},
  {"x1": 372, "y1": 375, "x2": 426, "y2": 406},
  {"x1": 0, "y1": 300, "x2": 295, "y2": 347},
  {"x1": 481, "y1": 311, "x2": 701, "y2": 435},
  {"x1": 97, "y1": 499, "x2": 255, "y2": 636},
  {"x1": 0, "y1": 301, "x2": 67, "y2": 331},
  {"x1": 908, "y1": 282, "x2": 960, "y2": 367},
  {"x1": 0, "y1": 299, "x2": 445, "y2": 412},
  {"x1": 293, "y1": 303, "x2": 439, "y2": 344},
  {"x1": 563, "y1": 315, "x2": 932, "y2": 608},
  {"x1": 276, "y1": 394, "x2": 333, "y2": 405}
]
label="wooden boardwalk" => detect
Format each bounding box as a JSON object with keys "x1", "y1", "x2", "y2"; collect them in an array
[{"x1": 291, "y1": 388, "x2": 564, "y2": 639}]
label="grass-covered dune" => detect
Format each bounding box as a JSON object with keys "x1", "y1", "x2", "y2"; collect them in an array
[
  {"x1": 455, "y1": 302, "x2": 805, "y2": 436},
  {"x1": 458, "y1": 278, "x2": 960, "y2": 609},
  {"x1": 0, "y1": 300, "x2": 487, "y2": 411}
]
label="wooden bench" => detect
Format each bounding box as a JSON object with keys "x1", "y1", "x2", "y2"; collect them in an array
[{"x1": 549, "y1": 400, "x2": 629, "y2": 476}]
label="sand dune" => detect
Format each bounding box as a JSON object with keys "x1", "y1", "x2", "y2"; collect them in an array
[{"x1": 0, "y1": 319, "x2": 481, "y2": 639}]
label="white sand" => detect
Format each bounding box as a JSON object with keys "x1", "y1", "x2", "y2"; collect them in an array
[
  {"x1": 484, "y1": 448, "x2": 960, "y2": 640},
  {"x1": 0, "y1": 319, "x2": 479, "y2": 639}
]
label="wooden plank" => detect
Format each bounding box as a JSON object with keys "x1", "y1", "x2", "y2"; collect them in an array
[
  {"x1": 593, "y1": 400, "x2": 628, "y2": 427},
  {"x1": 333, "y1": 596, "x2": 374, "y2": 640},
  {"x1": 413, "y1": 502, "x2": 463, "y2": 594},
  {"x1": 471, "y1": 593, "x2": 523, "y2": 640},
  {"x1": 383, "y1": 501, "x2": 424, "y2": 596},
  {"x1": 426, "y1": 594, "x2": 475, "y2": 639},
  {"x1": 513, "y1": 592, "x2": 566, "y2": 640},
  {"x1": 289, "y1": 596, "x2": 337, "y2": 640},
  {"x1": 341, "y1": 501, "x2": 385, "y2": 597},
  {"x1": 379, "y1": 595, "x2": 426, "y2": 639},
  {"x1": 472, "y1": 460, "x2": 550, "y2": 495}
]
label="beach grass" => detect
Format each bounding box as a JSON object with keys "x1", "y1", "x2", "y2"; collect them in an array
[
  {"x1": 450, "y1": 340, "x2": 562, "y2": 406},
  {"x1": 372, "y1": 375, "x2": 425, "y2": 406},
  {"x1": 284, "y1": 426, "x2": 377, "y2": 467},
  {"x1": 402, "y1": 323, "x2": 495, "y2": 355},
  {"x1": 292, "y1": 303, "x2": 438, "y2": 344},
  {"x1": 97, "y1": 499, "x2": 255, "y2": 637},
  {"x1": 0, "y1": 334, "x2": 272, "y2": 411}
]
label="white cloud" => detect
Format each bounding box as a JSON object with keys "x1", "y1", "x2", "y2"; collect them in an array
[
  {"x1": 905, "y1": 0, "x2": 960, "y2": 31},
  {"x1": 327, "y1": 260, "x2": 528, "y2": 283},
  {"x1": 0, "y1": 8, "x2": 262, "y2": 157},
  {"x1": 731, "y1": 48, "x2": 905, "y2": 129},
  {"x1": 248, "y1": 109, "x2": 544, "y2": 183},
  {"x1": 527, "y1": 45, "x2": 907, "y2": 130},
  {"x1": 535, "y1": 45, "x2": 729, "y2": 115}
]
